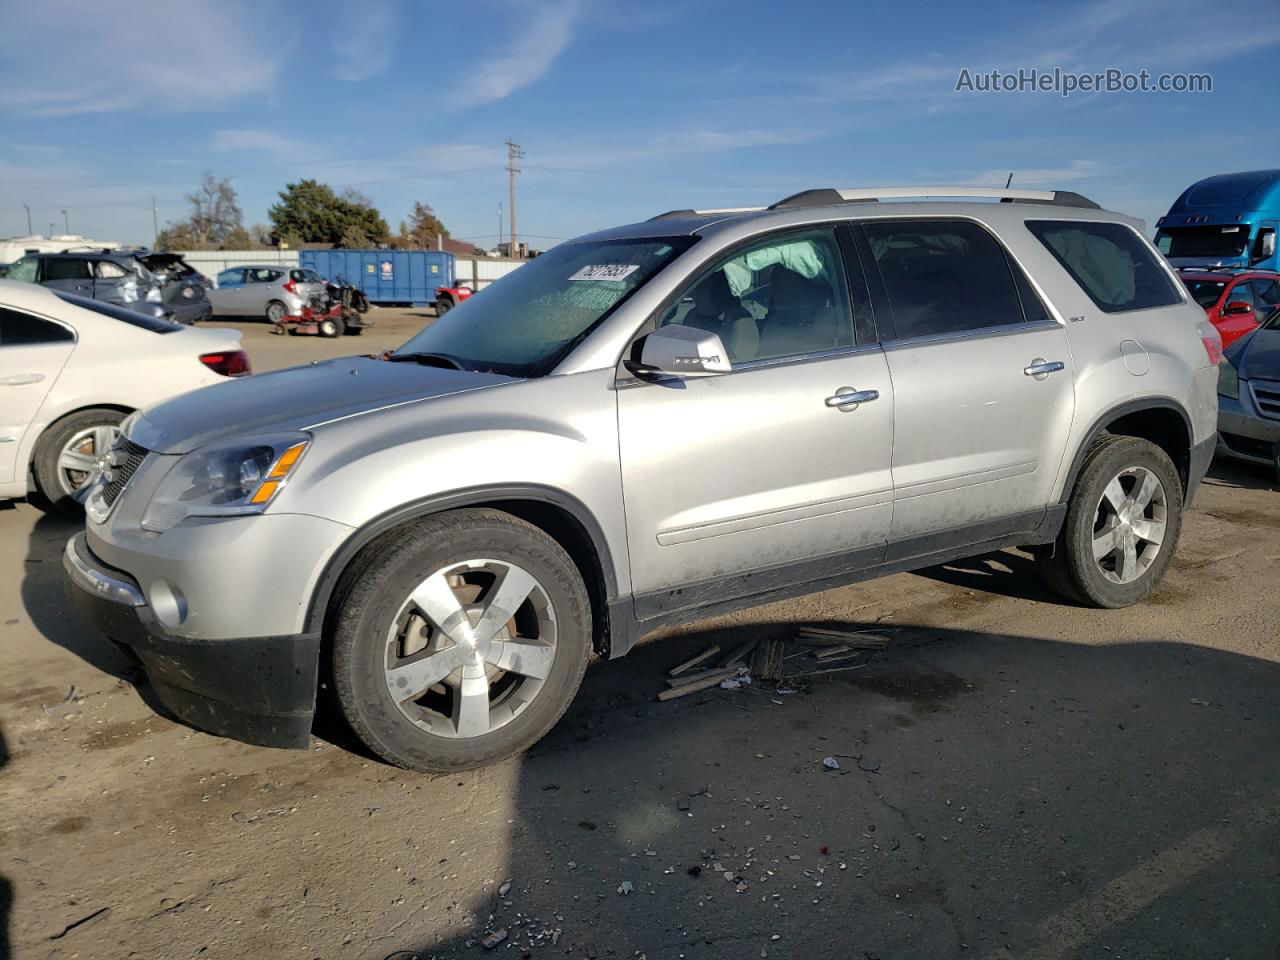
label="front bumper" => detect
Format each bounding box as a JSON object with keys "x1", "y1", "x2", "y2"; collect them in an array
[
  {"x1": 64, "y1": 532, "x2": 318, "y2": 749},
  {"x1": 1217, "y1": 389, "x2": 1280, "y2": 466}
]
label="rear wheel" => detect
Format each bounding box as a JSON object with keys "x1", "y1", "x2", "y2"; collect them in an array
[
  {"x1": 317, "y1": 315, "x2": 345, "y2": 338},
  {"x1": 33, "y1": 408, "x2": 124, "y2": 515},
  {"x1": 265, "y1": 300, "x2": 286, "y2": 324},
  {"x1": 331, "y1": 509, "x2": 591, "y2": 772},
  {"x1": 1042, "y1": 435, "x2": 1183, "y2": 607},
  {"x1": 435, "y1": 297, "x2": 453, "y2": 317}
]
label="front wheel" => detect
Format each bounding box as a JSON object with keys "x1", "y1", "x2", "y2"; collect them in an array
[
  {"x1": 1042, "y1": 435, "x2": 1183, "y2": 608},
  {"x1": 330, "y1": 509, "x2": 591, "y2": 772},
  {"x1": 434, "y1": 298, "x2": 452, "y2": 317},
  {"x1": 33, "y1": 408, "x2": 124, "y2": 515}
]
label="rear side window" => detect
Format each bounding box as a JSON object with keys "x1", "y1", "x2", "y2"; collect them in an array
[
  {"x1": 1028, "y1": 221, "x2": 1181, "y2": 313},
  {"x1": 247, "y1": 268, "x2": 284, "y2": 283},
  {"x1": 52, "y1": 291, "x2": 178, "y2": 333},
  {"x1": 0, "y1": 307, "x2": 75, "y2": 345},
  {"x1": 43, "y1": 258, "x2": 92, "y2": 281},
  {"x1": 863, "y1": 219, "x2": 1028, "y2": 339},
  {"x1": 94, "y1": 260, "x2": 130, "y2": 279}
]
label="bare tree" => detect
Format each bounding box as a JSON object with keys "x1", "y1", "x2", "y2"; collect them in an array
[{"x1": 186, "y1": 172, "x2": 244, "y2": 247}]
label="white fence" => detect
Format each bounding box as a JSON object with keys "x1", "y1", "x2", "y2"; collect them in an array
[
  {"x1": 178, "y1": 250, "x2": 298, "y2": 278},
  {"x1": 179, "y1": 250, "x2": 525, "y2": 291}
]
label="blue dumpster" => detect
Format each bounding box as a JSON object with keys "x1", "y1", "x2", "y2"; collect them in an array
[{"x1": 299, "y1": 250, "x2": 455, "y2": 305}]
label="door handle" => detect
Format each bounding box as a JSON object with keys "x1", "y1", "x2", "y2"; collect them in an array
[
  {"x1": 1023, "y1": 359, "x2": 1065, "y2": 379},
  {"x1": 825, "y1": 387, "x2": 879, "y2": 409},
  {"x1": 0, "y1": 373, "x2": 46, "y2": 386}
]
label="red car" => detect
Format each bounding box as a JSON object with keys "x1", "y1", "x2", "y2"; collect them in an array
[{"x1": 1177, "y1": 268, "x2": 1280, "y2": 347}]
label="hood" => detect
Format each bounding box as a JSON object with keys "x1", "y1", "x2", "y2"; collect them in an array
[
  {"x1": 1231, "y1": 327, "x2": 1280, "y2": 382},
  {"x1": 129, "y1": 355, "x2": 517, "y2": 454}
]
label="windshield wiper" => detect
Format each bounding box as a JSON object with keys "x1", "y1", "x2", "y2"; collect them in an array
[{"x1": 386, "y1": 351, "x2": 468, "y2": 371}]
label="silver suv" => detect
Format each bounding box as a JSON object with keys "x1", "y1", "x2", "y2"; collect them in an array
[{"x1": 65, "y1": 187, "x2": 1220, "y2": 772}]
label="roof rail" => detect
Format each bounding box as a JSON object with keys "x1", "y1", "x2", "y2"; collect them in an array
[
  {"x1": 769, "y1": 187, "x2": 1100, "y2": 210},
  {"x1": 648, "y1": 207, "x2": 765, "y2": 221}
]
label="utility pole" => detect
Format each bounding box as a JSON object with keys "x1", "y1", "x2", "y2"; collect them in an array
[
  {"x1": 152, "y1": 196, "x2": 159, "y2": 247},
  {"x1": 497, "y1": 201, "x2": 503, "y2": 253},
  {"x1": 61, "y1": 209, "x2": 69, "y2": 234},
  {"x1": 22, "y1": 203, "x2": 32, "y2": 235},
  {"x1": 505, "y1": 139, "x2": 523, "y2": 257}
]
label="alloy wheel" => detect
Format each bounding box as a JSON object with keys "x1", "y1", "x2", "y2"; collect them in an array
[
  {"x1": 1091, "y1": 465, "x2": 1167, "y2": 584},
  {"x1": 56, "y1": 425, "x2": 118, "y2": 497},
  {"x1": 383, "y1": 558, "x2": 558, "y2": 739}
]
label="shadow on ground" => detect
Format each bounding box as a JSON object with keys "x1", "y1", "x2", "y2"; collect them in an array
[{"x1": 386, "y1": 621, "x2": 1279, "y2": 960}]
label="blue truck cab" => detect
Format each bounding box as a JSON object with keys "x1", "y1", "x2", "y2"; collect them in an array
[{"x1": 1155, "y1": 169, "x2": 1280, "y2": 271}]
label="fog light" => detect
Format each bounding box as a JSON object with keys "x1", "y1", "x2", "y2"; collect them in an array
[{"x1": 149, "y1": 579, "x2": 188, "y2": 628}]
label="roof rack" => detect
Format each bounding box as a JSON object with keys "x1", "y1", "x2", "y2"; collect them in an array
[
  {"x1": 647, "y1": 207, "x2": 766, "y2": 221},
  {"x1": 768, "y1": 187, "x2": 1100, "y2": 210}
]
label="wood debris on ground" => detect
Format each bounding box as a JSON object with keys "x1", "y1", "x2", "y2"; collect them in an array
[{"x1": 657, "y1": 625, "x2": 894, "y2": 700}]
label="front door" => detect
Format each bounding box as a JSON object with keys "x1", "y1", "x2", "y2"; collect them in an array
[
  {"x1": 39, "y1": 256, "x2": 93, "y2": 298},
  {"x1": 858, "y1": 218, "x2": 1075, "y2": 543},
  {"x1": 617, "y1": 226, "x2": 895, "y2": 614},
  {"x1": 0, "y1": 307, "x2": 76, "y2": 484}
]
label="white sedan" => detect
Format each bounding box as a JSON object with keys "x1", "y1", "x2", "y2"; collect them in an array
[{"x1": 0, "y1": 280, "x2": 249, "y2": 512}]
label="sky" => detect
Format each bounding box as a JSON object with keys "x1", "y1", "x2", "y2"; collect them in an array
[{"x1": 1, "y1": 0, "x2": 1278, "y2": 249}]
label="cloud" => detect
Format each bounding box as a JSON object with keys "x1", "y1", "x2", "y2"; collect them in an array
[
  {"x1": 332, "y1": 1, "x2": 396, "y2": 81},
  {"x1": 0, "y1": 0, "x2": 281, "y2": 116},
  {"x1": 961, "y1": 160, "x2": 1106, "y2": 187},
  {"x1": 212, "y1": 129, "x2": 323, "y2": 159},
  {"x1": 456, "y1": 1, "x2": 581, "y2": 106}
]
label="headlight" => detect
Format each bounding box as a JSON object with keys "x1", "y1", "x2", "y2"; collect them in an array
[
  {"x1": 141, "y1": 434, "x2": 310, "y2": 532},
  {"x1": 1217, "y1": 357, "x2": 1240, "y2": 400},
  {"x1": 181, "y1": 285, "x2": 196, "y2": 299}
]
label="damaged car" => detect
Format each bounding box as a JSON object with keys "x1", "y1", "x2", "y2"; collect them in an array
[{"x1": 4, "y1": 250, "x2": 212, "y2": 325}]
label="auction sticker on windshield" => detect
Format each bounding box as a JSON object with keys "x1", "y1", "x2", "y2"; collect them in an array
[{"x1": 569, "y1": 264, "x2": 640, "y2": 282}]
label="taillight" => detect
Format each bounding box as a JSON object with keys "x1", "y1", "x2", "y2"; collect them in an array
[
  {"x1": 1201, "y1": 336, "x2": 1223, "y2": 366},
  {"x1": 200, "y1": 350, "x2": 251, "y2": 377},
  {"x1": 283, "y1": 279, "x2": 298, "y2": 295}
]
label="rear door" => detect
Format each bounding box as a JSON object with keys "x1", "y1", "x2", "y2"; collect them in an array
[
  {"x1": 617, "y1": 225, "x2": 895, "y2": 610},
  {"x1": 0, "y1": 307, "x2": 76, "y2": 483},
  {"x1": 858, "y1": 218, "x2": 1075, "y2": 543},
  {"x1": 39, "y1": 257, "x2": 93, "y2": 298},
  {"x1": 91, "y1": 258, "x2": 135, "y2": 306}
]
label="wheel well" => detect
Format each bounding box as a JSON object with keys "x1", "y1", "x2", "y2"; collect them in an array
[
  {"x1": 317, "y1": 497, "x2": 616, "y2": 658},
  {"x1": 1097, "y1": 406, "x2": 1191, "y2": 494},
  {"x1": 30, "y1": 403, "x2": 134, "y2": 464}
]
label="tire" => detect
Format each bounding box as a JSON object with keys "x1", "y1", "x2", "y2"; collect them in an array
[
  {"x1": 265, "y1": 300, "x2": 287, "y2": 324},
  {"x1": 346, "y1": 325, "x2": 363, "y2": 336},
  {"x1": 435, "y1": 298, "x2": 452, "y2": 317},
  {"x1": 32, "y1": 408, "x2": 125, "y2": 515},
  {"x1": 317, "y1": 316, "x2": 344, "y2": 338},
  {"x1": 1042, "y1": 435, "x2": 1183, "y2": 608},
  {"x1": 331, "y1": 508, "x2": 591, "y2": 772}
]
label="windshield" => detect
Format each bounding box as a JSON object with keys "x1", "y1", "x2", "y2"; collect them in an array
[
  {"x1": 1180, "y1": 277, "x2": 1227, "y2": 308},
  {"x1": 1155, "y1": 225, "x2": 1251, "y2": 259},
  {"x1": 396, "y1": 236, "x2": 695, "y2": 376}
]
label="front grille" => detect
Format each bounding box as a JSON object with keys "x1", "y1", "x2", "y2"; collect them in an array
[
  {"x1": 1251, "y1": 380, "x2": 1280, "y2": 421},
  {"x1": 102, "y1": 438, "x2": 148, "y2": 507},
  {"x1": 1220, "y1": 432, "x2": 1276, "y2": 460}
]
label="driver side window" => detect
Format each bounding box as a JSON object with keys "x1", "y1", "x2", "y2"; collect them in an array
[{"x1": 658, "y1": 228, "x2": 854, "y2": 364}]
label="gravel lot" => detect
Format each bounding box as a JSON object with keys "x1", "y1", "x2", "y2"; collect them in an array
[{"x1": 1, "y1": 331, "x2": 1276, "y2": 959}]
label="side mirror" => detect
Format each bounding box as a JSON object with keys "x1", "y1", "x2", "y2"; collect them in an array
[
  {"x1": 628, "y1": 325, "x2": 731, "y2": 378},
  {"x1": 1223, "y1": 300, "x2": 1253, "y2": 316},
  {"x1": 1254, "y1": 230, "x2": 1276, "y2": 261}
]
